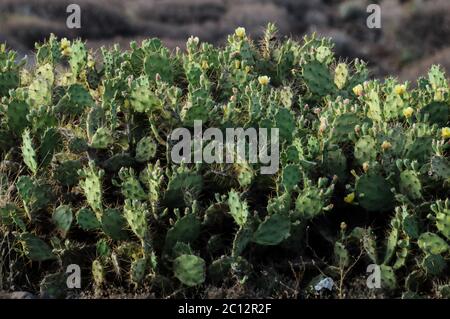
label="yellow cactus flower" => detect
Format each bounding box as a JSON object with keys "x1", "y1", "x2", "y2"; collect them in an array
[
  {"x1": 60, "y1": 38, "x2": 71, "y2": 50},
  {"x1": 344, "y1": 193, "x2": 355, "y2": 204},
  {"x1": 352, "y1": 84, "x2": 363, "y2": 96},
  {"x1": 87, "y1": 55, "x2": 95, "y2": 68},
  {"x1": 381, "y1": 140, "x2": 392, "y2": 150},
  {"x1": 442, "y1": 127, "x2": 450, "y2": 139},
  {"x1": 363, "y1": 162, "x2": 369, "y2": 173},
  {"x1": 258, "y1": 75, "x2": 270, "y2": 86},
  {"x1": 403, "y1": 107, "x2": 414, "y2": 118},
  {"x1": 61, "y1": 47, "x2": 72, "y2": 56},
  {"x1": 394, "y1": 84, "x2": 407, "y2": 95},
  {"x1": 235, "y1": 27, "x2": 246, "y2": 39}
]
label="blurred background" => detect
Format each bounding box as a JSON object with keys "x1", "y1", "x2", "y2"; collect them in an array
[{"x1": 0, "y1": 0, "x2": 449, "y2": 81}]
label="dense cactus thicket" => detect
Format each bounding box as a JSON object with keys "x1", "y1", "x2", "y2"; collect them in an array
[{"x1": 0, "y1": 24, "x2": 449, "y2": 298}]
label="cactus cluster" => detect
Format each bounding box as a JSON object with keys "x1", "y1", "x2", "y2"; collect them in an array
[{"x1": 0, "y1": 25, "x2": 449, "y2": 298}]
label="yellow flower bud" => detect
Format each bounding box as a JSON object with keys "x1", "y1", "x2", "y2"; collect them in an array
[
  {"x1": 394, "y1": 84, "x2": 406, "y2": 95},
  {"x1": 234, "y1": 60, "x2": 241, "y2": 69},
  {"x1": 363, "y1": 162, "x2": 369, "y2": 173},
  {"x1": 258, "y1": 75, "x2": 270, "y2": 86},
  {"x1": 60, "y1": 38, "x2": 71, "y2": 50},
  {"x1": 235, "y1": 27, "x2": 246, "y2": 39},
  {"x1": 403, "y1": 107, "x2": 414, "y2": 118},
  {"x1": 87, "y1": 55, "x2": 95, "y2": 68},
  {"x1": 61, "y1": 47, "x2": 72, "y2": 56},
  {"x1": 201, "y1": 60, "x2": 209, "y2": 70},
  {"x1": 344, "y1": 193, "x2": 355, "y2": 204},
  {"x1": 352, "y1": 84, "x2": 364, "y2": 96},
  {"x1": 381, "y1": 140, "x2": 392, "y2": 150},
  {"x1": 442, "y1": 127, "x2": 450, "y2": 139}
]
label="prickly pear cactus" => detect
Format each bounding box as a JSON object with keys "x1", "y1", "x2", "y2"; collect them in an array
[
  {"x1": 135, "y1": 136, "x2": 157, "y2": 163},
  {"x1": 164, "y1": 213, "x2": 201, "y2": 252},
  {"x1": 101, "y1": 208, "x2": 128, "y2": 241},
  {"x1": 173, "y1": 254, "x2": 205, "y2": 287},
  {"x1": 418, "y1": 232, "x2": 449, "y2": 255},
  {"x1": 52, "y1": 205, "x2": 73, "y2": 237},
  {"x1": 19, "y1": 233, "x2": 56, "y2": 261},
  {"x1": 76, "y1": 207, "x2": 101, "y2": 231},
  {"x1": 130, "y1": 258, "x2": 148, "y2": 284},
  {"x1": 124, "y1": 199, "x2": 149, "y2": 240},
  {"x1": 21, "y1": 129, "x2": 38, "y2": 174},
  {"x1": 303, "y1": 61, "x2": 335, "y2": 97},
  {"x1": 253, "y1": 214, "x2": 291, "y2": 246},
  {"x1": 227, "y1": 190, "x2": 249, "y2": 226},
  {"x1": 399, "y1": 170, "x2": 422, "y2": 200},
  {"x1": 0, "y1": 26, "x2": 449, "y2": 299},
  {"x1": 78, "y1": 162, "x2": 104, "y2": 217},
  {"x1": 430, "y1": 200, "x2": 450, "y2": 240},
  {"x1": 118, "y1": 168, "x2": 147, "y2": 201},
  {"x1": 355, "y1": 174, "x2": 394, "y2": 212}
]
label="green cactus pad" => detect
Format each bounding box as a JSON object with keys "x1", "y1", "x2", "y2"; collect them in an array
[
  {"x1": 417, "y1": 232, "x2": 449, "y2": 255},
  {"x1": 76, "y1": 207, "x2": 101, "y2": 231},
  {"x1": 130, "y1": 258, "x2": 148, "y2": 284},
  {"x1": 52, "y1": 205, "x2": 73, "y2": 237},
  {"x1": 334, "y1": 63, "x2": 348, "y2": 89},
  {"x1": 173, "y1": 254, "x2": 205, "y2": 287},
  {"x1": 331, "y1": 113, "x2": 361, "y2": 142},
  {"x1": 101, "y1": 208, "x2": 129, "y2": 241},
  {"x1": 208, "y1": 256, "x2": 233, "y2": 284},
  {"x1": 16, "y1": 175, "x2": 52, "y2": 215},
  {"x1": 295, "y1": 188, "x2": 324, "y2": 220},
  {"x1": 322, "y1": 147, "x2": 347, "y2": 181},
  {"x1": 124, "y1": 199, "x2": 148, "y2": 240},
  {"x1": 380, "y1": 265, "x2": 397, "y2": 291},
  {"x1": 92, "y1": 259, "x2": 105, "y2": 286},
  {"x1": 90, "y1": 127, "x2": 114, "y2": 149},
  {"x1": 420, "y1": 102, "x2": 449, "y2": 127},
  {"x1": 165, "y1": 214, "x2": 201, "y2": 252},
  {"x1": 135, "y1": 136, "x2": 157, "y2": 162},
  {"x1": 19, "y1": 233, "x2": 56, "y2": 261},
  {"x1": 302, "y1": 61, "x2": 335, "y2": 97},
  {"x1": 7, "y1": 99, "x2": 29, "y2": 135},
  {"x1": 68, "y1": 137, "x2": 89, "y2": 154},
  {"x1": 402, "y1": 215, "x2": 420, "y2": 239},
  {"x1": 430, "y1": 156, "x2": 450, "y2": 180},
  {"x1": 282, "y1": 164, "x2": 300, "y2": 191},
  {"x1": 118, "y1": 168, "x2": 147, "y2": 201},
  {"x1": 399, "y1": 170, "x2": 422, "y2": 200},
  {"x1": 355, "y1": 174, "x2": 394, "y2": 212},
  {"x1": 354, "y1": 136, "x2": 377, "y2": 165},
  {"x1": 53, "y1": 160, "x2": 83, "y2": 187},
  {"x1": 275, "y1": 108, "x2": 296, "y2": 142},
  {"x1": 78, "y1": 163, "x2": 104, "y2": 216},
  {"x1": 21, "y1": 129, "x2": 38, "y2": 174},
  {"x1": 130, "y1": 76, "x2": 161, "y2": 113},
  {"x1": 421, "y1": 254, "x2": 447, "y2": 276},
  {"x1": 227, "y1": 190, "x2": 249, "y2": 226},
  {"x1": 232, "y1": 225, "x2": 253, "y2": 257},
  {"x1": 253, "y1": 214, "x2": 291, "y2": 246},
  {"x1": 39, "y1": 128, "x2": 63, "y2": 167},
  {"x1": 405, "y1": 137, "x2": 432, "y2": 165}
]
